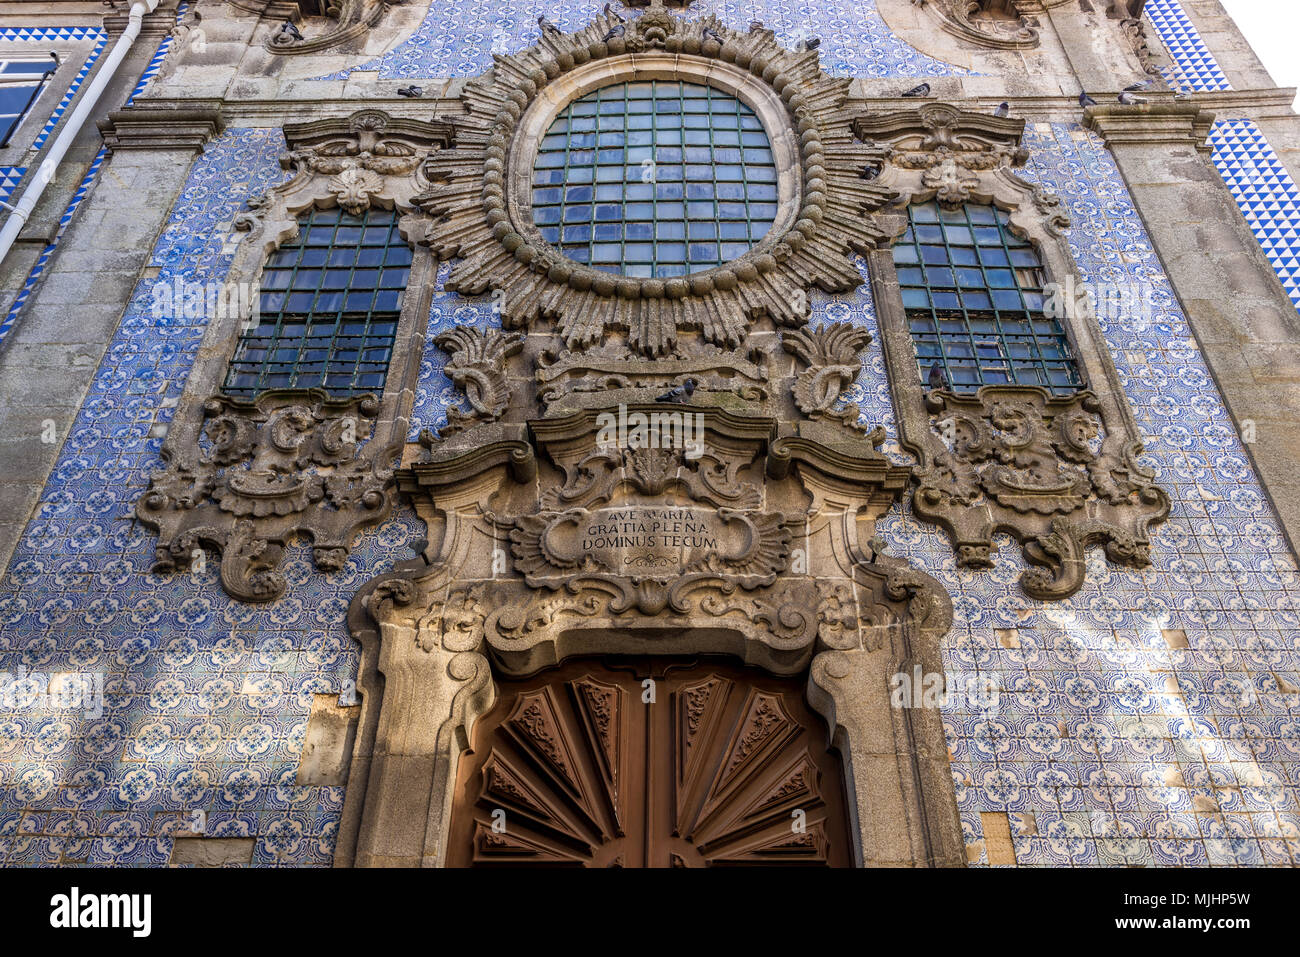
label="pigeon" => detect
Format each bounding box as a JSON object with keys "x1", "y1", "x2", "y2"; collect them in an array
[
  {"x1": 927, "y1": 361, "x2": 946, "y2": 391},
  {"x1": 538, "y1": 15, "x2": 562, "y2": 37},
  {"x1": 603, "y1": 24, "x2": 625, "y2": 41},
  {"x1": 702, "y1": 26, "x2": 727, "y2": 45},
  {"x1": 863, "y1": 166, "x2": 880, "y2": 181},
  {"x1": 993, "y1": 101, "x2": 1009, "y2": 118},
  {"x1": 397, "y1": 85, "x2": 422, "y2": 98},
  {"x1": 1118, "y1": 90, "x2": 1148, "y2": 105},
  {"x1": 1078, "y1": 90, "x2": 1098, "y2": 108},
  {"x1": 656, "y1": 379, "x2": 697, "y2": 403},
  {"x1": 799, "y1": 36, "x2": 821, "y2": 51},
  {"x1": 279, "y1": 19, "x2": 303, "y2": 41},
  {"x1": 750, "y1": 20, "x2": 765, "y2": 31},
  {"x1": 867, "y1": 535, "x2": 889, "y2": 564},
  {"x1": 901, "y1": 82, "x2": 931, "y2": 98},
  {"x1": 1123, "y1": 78, "x2": 1155, "y2": 92},
  {"x1": 603, "y1": 2, "x2": 625, "y2": 22}
]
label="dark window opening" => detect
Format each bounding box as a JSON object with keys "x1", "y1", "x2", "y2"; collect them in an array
[
  {"x1": 891, "y1": 201, "x2": 1082, "y2": 395},
  {"x1": 223, "y1": 206, "x2": 409, "y2": 398}
]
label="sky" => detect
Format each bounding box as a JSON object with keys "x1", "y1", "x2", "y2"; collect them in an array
[{"x1": 1218, "y1": 0, "x2": 1300, "y2": 107}]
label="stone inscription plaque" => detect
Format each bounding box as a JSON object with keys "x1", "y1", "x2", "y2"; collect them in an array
[{"x1": 579, "y1": 506, "x2": 718, "y2": 573}]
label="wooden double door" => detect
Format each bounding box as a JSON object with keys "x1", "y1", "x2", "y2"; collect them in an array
[{"x1": 447, "y1": 657, "x2": 853, "y2": 867}]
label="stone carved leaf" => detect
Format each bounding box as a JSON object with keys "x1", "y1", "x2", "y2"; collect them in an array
[
  {"x1": 433, "y1": 327, "x2": 525, "y2": 431},
  {"x1": 781, "y1": 323, "x2": 873, "y2": 420}
]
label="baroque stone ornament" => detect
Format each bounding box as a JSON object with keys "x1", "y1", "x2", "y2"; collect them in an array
[
  {"x1": 137, "y1": 390, "x2": 400, "y2": 602},
  {"x1": 913, "y1": 0, "x2": 1041, "y2": 49},
  {"x1": 333, "y1": 6, "x2": 964, "y2": 870},
  {"x1": 340, "y1": 375, "x2": 964, "y2": 866},
  {"x1": 416, "y1": 0, "x2": 895, "y2": 357},
  {"x1": 861, "y1": 103, "x2": 1170, "y2": 598},
  {"x1": 781, "y1": 323, "x2": 875, "y2": 434},
  {"x1": 226, "y1": 0, "x2": 404, "y2": 56},
  {"x1": 915, "y1": 387, "x2": 1169, "y2": 598},
  {"x1": 139, "y1": 111, "x2": 453, "y2": 602}
]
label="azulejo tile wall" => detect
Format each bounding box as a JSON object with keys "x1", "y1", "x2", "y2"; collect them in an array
[
  {"x1": 1, "y1": 115, "x2": 1296, "y2": 868},
  {"x1": 841, "y1": 123, "x2": 1300, "y2": 867},
  {"x1": 318, "y1": 0, "x2": 964, "y2": 80},
  {"x1": 1143, "y1": 0, "x2": 1231, "y2": 93},
  {"x1": 0, "y1": 130, "x2": 419, "y2": 866},
  {"x1": 1209, "y1": 119, "x2": 1300, "y2": 315}
]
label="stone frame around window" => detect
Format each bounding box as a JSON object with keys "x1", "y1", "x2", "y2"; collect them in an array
[
  {"x1": 135, "y1": 109, "x2": 455, "y2": 603},
  {"x1": 858, "y1": 103, "x2": 1170, "y2": 600},
  {"x1": 417, "y1": 3, "x2": 896, "y2": 358}
]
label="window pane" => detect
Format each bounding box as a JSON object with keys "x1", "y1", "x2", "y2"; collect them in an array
[
  {"x1": 531, "y1": 80, "x2": 778, "y2": 277},
  {"x1": 222, "y1": 206, "x2": 407, "y2": 398},
  {"x1": 890, "y1": 202, "x2": 1082, "y2": 395}
]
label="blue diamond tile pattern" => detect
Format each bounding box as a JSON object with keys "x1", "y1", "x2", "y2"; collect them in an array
[
  {"x1": 0, "y1": 27, "x2": 110, "y2": 151},
  {"x1": 316, "y1": 0, "x2": 966, "y2": 81},
  {"x1": 0, "y1": 11, "x2": 187, "y2": 348},
  {"x1": 1144, "y1": 0, "x2": 1231, "y2": 92},
  {"x1": 0, "y1": 166, "x2": 23, "y2": 206},
  {"x1": 1209, "y1": 119, "x2": 1300, "y2": 314}
]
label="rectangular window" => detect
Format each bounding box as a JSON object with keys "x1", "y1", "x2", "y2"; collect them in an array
[
  {"x1": 223, "y1": 206, "x2": 409, "y2": 398},
  {"x1": 0, "y1": 56, "x2": 58, "y2": 147},
  {"x1": 892, "y1": 201, "x2": 1082, "y2": 395}
]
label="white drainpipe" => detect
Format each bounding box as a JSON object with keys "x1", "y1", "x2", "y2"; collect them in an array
[{"x1": 0, "y1": 0, "x2": 160, "y2": 266}]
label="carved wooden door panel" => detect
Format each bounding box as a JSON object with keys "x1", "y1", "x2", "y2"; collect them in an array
[{"x1": 447, "y1": 658, "x2": 852, "y2": 867}]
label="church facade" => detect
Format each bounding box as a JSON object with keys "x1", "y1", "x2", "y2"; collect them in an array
[{"x1": 0, "y1": 0, "x2": 1297, "y2": 867}]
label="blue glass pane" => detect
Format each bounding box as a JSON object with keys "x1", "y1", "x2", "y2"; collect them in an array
[
  {"x1": 532, "y1": 80, "x2": 778, "y2": 277},
  {"x1": 890, "y1": 201, "x2": 1081, "y2": 395}
]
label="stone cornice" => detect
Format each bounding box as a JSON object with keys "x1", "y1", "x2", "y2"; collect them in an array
[
  {"x1": 127, "y1": 89, "x2": 1298, "y2": 131},
  {"x1": 1084, "y1": 102, "x2": 1217, "y2": 153},
  {"x1": 97, "y1": 104, "x2": 225, "y2": 153}
]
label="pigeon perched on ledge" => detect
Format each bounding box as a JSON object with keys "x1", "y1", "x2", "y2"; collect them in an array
[
  {"x1": 927, "y1": 361, "x2": 946, "y2": 391},
  {"x1": 901, "y1": 82, "x2": 931, "y2": 98},
  {"x1": 604, "y1": 3, "x2": 625, "y2": 22},
  {"x1": 1118, "y1": 90, "x2": 1148, "y2": 105},
  {"x1": 994, "y1": 101, "x2": 1009, "y2": 118},
  {"x1": 1078, "y1": 91, "x2": 1098, "y2": 107},
  {"x1": 397, "y1": 86, "x2": 422, "y2": 98},
  {"x1": 656, "y1": 379, "x2": 697, "y2": 403},
  {"x1": 538, "y1": 15, "x2": 562, "y2": 37}
]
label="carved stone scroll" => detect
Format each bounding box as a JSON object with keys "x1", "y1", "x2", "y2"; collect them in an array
[{"x1": 781, "y1": 323, "x2": 874, "y2": 434}]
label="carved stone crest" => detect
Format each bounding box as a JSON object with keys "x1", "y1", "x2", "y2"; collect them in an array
[
  {"x1": 916, "y1": 386, "x2": 1169, "y2": 597},
  {"x1": 137, "y1": 390, "x2": 400, "y2": 602}
]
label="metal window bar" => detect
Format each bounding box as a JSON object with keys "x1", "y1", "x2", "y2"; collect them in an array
[
  {"x1": 222, "y1": 206, "x2": 409, "y2": 398},
  {"x1": 530, "y1": 80, "x2": 779, "y2": 278},
  {"x1": 890, "y1": 201, "x2": 1082, "y2": 395}
]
